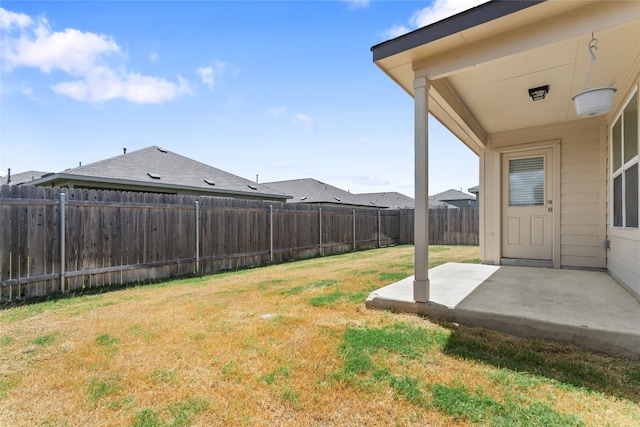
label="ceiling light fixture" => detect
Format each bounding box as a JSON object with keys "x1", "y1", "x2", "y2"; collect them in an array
[{"x1": 528, "y1": 85, "x2": 549, "y2": 101}]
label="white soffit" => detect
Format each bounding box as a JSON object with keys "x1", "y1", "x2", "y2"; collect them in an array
[
  {"x1": 374, "y1": 0, "x2": 594, "y2": 91},
  {"x1": 447, "y1": 19, "x2": 639, "y2": 134},
  {"x1": 375, "y1": 0, "x2": 640, "y2": 142}
]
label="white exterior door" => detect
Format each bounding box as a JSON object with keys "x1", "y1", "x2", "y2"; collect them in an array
[{"x1": 502, "y1": 149, "x2": 553, "y2": 260}]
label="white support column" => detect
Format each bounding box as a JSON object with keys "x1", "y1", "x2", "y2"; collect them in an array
[{"x1": 413, "y1": 76, "x2": 430, "y2": 302}]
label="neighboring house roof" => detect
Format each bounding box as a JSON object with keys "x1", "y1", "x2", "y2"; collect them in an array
[
  {"x1": 1, "y1": 171, "x2": 50, "y2": 185},
  {"x1": 263, "y1": 178, "x2": 371, "y2": 208},
  {"x1": 350, "y1": 192, "x2": 415, "y2": 209},
  {"x1": 262, "y1": 178, "x2": 414, "y2": 209},
  {"x1": 20, "y1": 146, "x2": 290, "y2": 201},
  {"x1": 427, "y1": 196, "x2": 458, "y2": 209},
  {"x1": 467, "y1": 185, "x2": 479, "y2": 194},
  {"x1": 5, "y1": 151, "x2": 414, "y2": 207},
  {"x1": 431, "y1": 189, "x2": 476, "y2": 203},
  {"x1": 262, "y1": 178, "x2": 351, "y2": 204}
]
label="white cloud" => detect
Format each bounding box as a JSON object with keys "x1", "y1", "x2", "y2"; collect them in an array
[
  {"x1": 341, "y1": 0, "x2": 370, "y2": 10},
  {"x1": 51, "y1": 68, "x2": 191, "y2": 104},
  {"x1": 21, "y1": 85, "x2": 33, "y2": 97},
  {"x1": 6, "y1": 28, "x2": 121, "y2": 75},
  {"x1": 293, "y1": 113, "x2": 315, "y2": 131},
  {"x1": 227, "y1": 95, "x2": 244, "y2": 106},
  {"x1": 268, "y1": 108, "x2": 315, "y2": 130},
  {"x1": 382, "y1": 0, "x2": 489, "y2": 39},
  {"x1": 197, "y1": 66, "x2": 213, "y2": 89},
  {"x1": 266, "y1": 106, "x2": 287, "y2": 117},
  {"x1": 0, "y1": 7, "x2": 190, "y2": 104},
  {"x1": 410, "y1": 0, "x2": 489, "y2": 28},
  {"x1": 383, "y1": 24, "x2": 412, "y2": 40},
  {"x1": 196, "y1": 60, "x2": 227, "y2": 90},
  {"x1": 149, "y1": 52, "x2": 158, "y2": 62},
  {"x1": 0, "y1": 8, "x2": 32, "y2": 30}
]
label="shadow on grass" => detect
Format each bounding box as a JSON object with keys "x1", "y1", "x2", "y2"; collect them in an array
[
  {"x1": 437, "y1": 320, "x2": 640, "y2": 403},
  {"x1": 0, "y1": 283, "x2": 133, "y2": 311},
  {"x1": 0, "y1": 273, "x2": 202, "y2": 311},
  {"x1": 0, "y1": 266, "x2": 248, "y2": 310}
]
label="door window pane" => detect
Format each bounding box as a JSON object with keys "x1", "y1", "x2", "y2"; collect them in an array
[
  {"x1": 509, "y1": 157, "x2": 544, "y2": 206},
  {"x1": 614, "y1": 174, "x2": 623, "y2": 227},
  {"x1": 625, "y1": 163, "x2": 638, "y2": 228}
]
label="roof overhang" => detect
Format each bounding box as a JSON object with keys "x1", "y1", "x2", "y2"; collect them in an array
[{"x1": 372, "y1": 0, "x2": 640, "y2": 154}]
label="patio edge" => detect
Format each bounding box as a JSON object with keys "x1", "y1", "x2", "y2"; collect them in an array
[{"x1": 365, "y1": 296, "x2": 640, "y2": 360}]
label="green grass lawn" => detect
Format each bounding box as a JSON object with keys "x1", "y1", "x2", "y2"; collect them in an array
[{"x1": 1, "y1": 245, "x2": 638, "y2": 426}]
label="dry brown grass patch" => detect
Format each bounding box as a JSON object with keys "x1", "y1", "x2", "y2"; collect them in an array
[{"x1": 1, "y1": 245, "x2": 638, "y2": 426}]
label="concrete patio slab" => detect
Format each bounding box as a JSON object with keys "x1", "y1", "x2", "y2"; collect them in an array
[{"x1": 366, "y1": 263, "x2": 640, "y2": 359}]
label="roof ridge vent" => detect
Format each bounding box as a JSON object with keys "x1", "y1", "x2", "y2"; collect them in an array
[
  {"x1": 247, "y1": 184, "x2": 258, "y2": 190},
  {"x1": 204, "y1": 179, "x2": 215, "y2": 186},
  {"x1": 147, "y1": 172, "x2": 161, "y2": 179},
  {"x1": 157, "y1": 147, "x2": 168, "y2": 153}
]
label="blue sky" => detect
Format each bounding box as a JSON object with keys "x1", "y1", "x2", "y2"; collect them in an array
[{"x1": 1, "y1": 0, "x2": 483, "y2": 197}]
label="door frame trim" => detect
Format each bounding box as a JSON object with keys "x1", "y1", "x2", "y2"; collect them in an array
[{"x1": 495, "y1": 139, "x2": 561, "y2": 268}]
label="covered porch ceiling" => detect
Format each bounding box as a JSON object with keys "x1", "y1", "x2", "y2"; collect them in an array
[{"x1": 372, "y1": 0, "x2": 640, "y2": 154}]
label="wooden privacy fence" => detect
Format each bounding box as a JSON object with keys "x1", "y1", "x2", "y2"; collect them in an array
[
  {"x1": 1, "y1": 186, "x2": 409, "y2": 301},
  {"x1": 428, "y1": 207, "x2": 479, "y2": 246},
  {"x1": 0, "y1": 185, "x2": 477, "y2": 301},
  {"x1": 393, "y1": 208, "x2": 479, "y2": 245}
]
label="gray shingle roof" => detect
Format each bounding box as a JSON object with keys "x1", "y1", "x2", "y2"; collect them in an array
[
  {"x1": 1, "y1": 171, "x2": 50, "y2": 185},
  {"x1": 21, "y1": 146, "x2": 289, "y2": 200},
  {"x1": 349, "y1": 192, "x2": 415, "y2": 209},
  {"x1": 431, "y1": 189, "x2": 476, "y2": 202},
  {"x1": 262, "y1": 178, "x2": 361, "y2": 205},
  {"x1": 428, "y1": 196, "x2": 458, "y2": 209},
  {"x1": 263, "y1": 178, "x2": 415, "y2": 209}
]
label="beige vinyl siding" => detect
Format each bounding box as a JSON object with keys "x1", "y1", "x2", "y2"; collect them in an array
[
  {"x1": 607, "y1": 237, "x2": 640, "y2": 293},
  {"x1": 606, "y1": 67, "x2": 640, "y2": 297},
  {"x1": 487, "y1": 119, "x2": 606, "y2": 268},
  {"x1": 565, "y1": 120, "x2": 605, "y2": 269},
  {"x1": 559, "y1": 120, "x2": 606, "y2": 268},
  {"x1": 479, "y1": 150, "x2": 501, "y2": 264}
]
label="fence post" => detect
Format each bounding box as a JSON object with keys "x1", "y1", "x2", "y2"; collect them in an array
[
  {"x1": 319, "y1": 207, "x2": 323, "y2": 256},
  {"x1": 377, "y1": 210, "x2": 381, "y2": 248},
  {"x1": 269, "y1": 205, "x2": 273, "y2": 263},
  {"x1": 352, "y1": 209, "x2": 356, "y2": 251},
  {"x1": 195, "y1": 200, "x2": 200, "y2": 275},
  {"x1": 60, "y1": 192, "x2": 66, "y2": 293}
]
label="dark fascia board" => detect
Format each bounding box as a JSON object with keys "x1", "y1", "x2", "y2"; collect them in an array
[
  {"x1": 298, "y1": 201, "x2": 390, "y2": 210},
  {"x1": 26, "y1": 173, "x2": 292, "y2": 201},
  {"x1": 371, "y1": 0, "x2": 545, "y2": 62}
]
